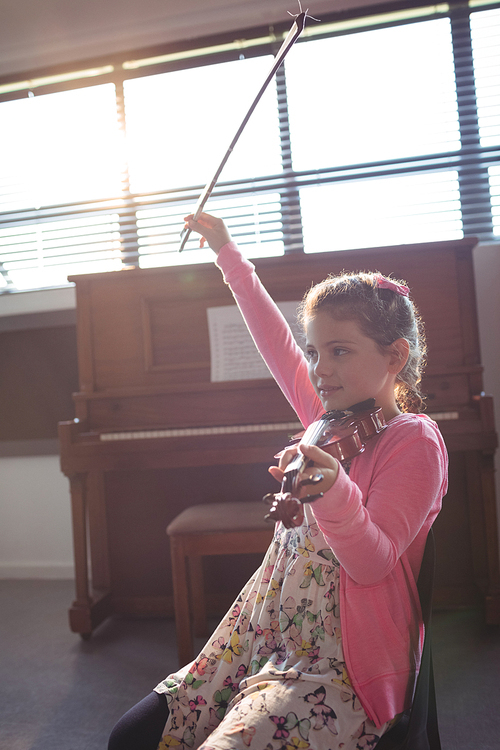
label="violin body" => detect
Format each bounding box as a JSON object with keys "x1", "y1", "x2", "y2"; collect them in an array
[{"x1": 264, "y1": 401, "x2": 387, "y2": 528}]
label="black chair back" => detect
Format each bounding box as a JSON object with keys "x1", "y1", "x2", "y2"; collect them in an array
[{"x1": 375, "y1": 529, "x2": 441, "y2": 750}]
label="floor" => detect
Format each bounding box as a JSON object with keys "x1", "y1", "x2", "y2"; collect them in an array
[{"x1": 0, "y1": 580, "x2": 499, "y2": 750}]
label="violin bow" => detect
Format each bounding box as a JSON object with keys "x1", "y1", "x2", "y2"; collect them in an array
[{"x1": 179, "y1": 10, "x2": 307, "y2": 251}]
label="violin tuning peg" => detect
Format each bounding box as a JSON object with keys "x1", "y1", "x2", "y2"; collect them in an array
[
  {"x1": 262, "y1": 493, "x2": 277, "y2": 505},
  {"x1": 298, "y1": 472, "x2": 324, "y2": 488},
  {"x1": 302, "y1": 492, "x2": 324, "y2": 504}
]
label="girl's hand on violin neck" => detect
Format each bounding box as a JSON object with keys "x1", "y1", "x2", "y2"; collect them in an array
[
  {"x1": 183, "y1": 212, "x2": 232, "y2": 253},
  {"x1": 268, "y1": 443, "x2": 340, "y2": 500}
]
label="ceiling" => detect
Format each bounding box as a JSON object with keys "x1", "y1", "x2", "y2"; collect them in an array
[{"x1": 1, "y1": 0, "x2": 396, "y2": 78}]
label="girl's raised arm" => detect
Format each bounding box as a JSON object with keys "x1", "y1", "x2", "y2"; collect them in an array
[{"x1": 184, "y1": 213, "x2": 322, "y2": 427}]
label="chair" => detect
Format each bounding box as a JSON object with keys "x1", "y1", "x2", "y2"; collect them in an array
[
  {"x1": 167, "y1": 501, "x2": 275, "y2": 666},
  {"x1": 375, "y1": 528, "x2": 441, "y2": 750}
]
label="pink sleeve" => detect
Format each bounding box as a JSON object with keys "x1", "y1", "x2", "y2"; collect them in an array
[
  {"x1": 215, "y1": 242, "x2": 322, "y2": 427},
  {"x1": 310, "y1": 422, "x2": 448, "y2": 585}
]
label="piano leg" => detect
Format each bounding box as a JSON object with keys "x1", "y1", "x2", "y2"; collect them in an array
[
  {"x1": 466, "y1": 450, "x2": 500, "y2": 624},
  {"x1": 68, "y1": 472, "x2": 113, "y2": 636},
  {"x1": 170, "y1": 535, "x2": 195, "y2": 666},
  {"x1": 479, "y1": 451, "x2": 500, "y2": 624},
  {"x1": 87, "y1": 470, "x2": 112, "y2": 592}
]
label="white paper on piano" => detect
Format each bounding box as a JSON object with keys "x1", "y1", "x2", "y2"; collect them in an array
[{"x1": 207, "y1": 302, "x2": 303, "y2": 382}]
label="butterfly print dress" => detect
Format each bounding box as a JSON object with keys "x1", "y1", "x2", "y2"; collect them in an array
[{"x1": 154, "y1": 505, "x2": 391, "y2": 750}]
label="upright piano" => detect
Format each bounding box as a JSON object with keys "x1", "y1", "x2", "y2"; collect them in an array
[{"x1": 58, "y1": 236, "x2": 500, "y2": 636}]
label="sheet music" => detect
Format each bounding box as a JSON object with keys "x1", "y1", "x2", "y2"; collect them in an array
[{"x1": 207, "y1": 302, "x2": 303, "y2": 382}]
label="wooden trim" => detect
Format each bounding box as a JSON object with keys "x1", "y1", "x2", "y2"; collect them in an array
[
  {"x1": 0, "y1": 438, "x2": 60, "y2": 457},
  {"x1": 87, "y1": 471, "x2": 112, "y2": 591},
  {"x1": 69, "y1": 589, "x2": 113, "y2": 635},
  {"x1": 69, "y1": 473, "x2": 91, "y2": 608},
  {"x1": 141, "y1": 297, "x2": 209, "y2": 373},
  {"x1": 75, "y1": 279, "x2": 95, "y2": 393},
  {"x1": 455, "y1": 245, "x2": 482, "y2": 367},
  {"x1": 0, "y1": 309, "x2": 76, "y2": 332}
]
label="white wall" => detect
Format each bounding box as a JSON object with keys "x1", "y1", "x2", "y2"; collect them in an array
[
  {"x1": 0, "y1": 456, "x2": 74, "y2": 578},
  {"x1": 0, "y1": 243, "x2": 499, "y2": 579}
]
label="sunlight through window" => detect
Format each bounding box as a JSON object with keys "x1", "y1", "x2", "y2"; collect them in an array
[
  {"x1": 0, "y1": 84, "x2": 125, "y2": 211},
  {"x1": 0, "y1": 7, "x2": 498, "y2": 293},
  {"x1": 0, "y1": 215, "x2": 123, "y2": 290},
  {"x1": 0, "y1": 83, "x2": 126, "y2": 288},
  {"x1": 123, "y1": 56, "x2": 282, "y2": 194},
  {"x1": 285, "y1": 19, "x2": 460, "y2": 170},
  {"x1": 471, "y1": 8, "x2": 500, "y2": 148},
  {"x1": 489, "y1": 166, "x2": 500, "y2": 236},
  {"x1": 300, "y1": 171, "x2": 463, "y2": 252}
]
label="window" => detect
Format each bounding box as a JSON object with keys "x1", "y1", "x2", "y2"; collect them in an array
[
  {"x1": 287, "y1": 20, "x2": 460, "y2": 169},
  {"x1": 285, "y1": 18, "x2": 463, "y2": 251},
  {"x1": 470, "y1": 6, "x2": 500, "y2": 235},
  {"x1": 123, "y1": 56, "x2": 284, "y2": 264},
  {"x1": 0, "y1": 1, "x2": 499, "y2": 292},
  {"x1": 0, "y1": 84, "x2": 125, "y2": 290},
  {"x1": 300, "y1": 172, "x2": 463, "y2": 252}
]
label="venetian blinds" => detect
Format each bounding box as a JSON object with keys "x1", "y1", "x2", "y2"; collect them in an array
[
  {"x1": 0, "y1": 84, "x2": 126, "y2": 290},
  {"x1": 123, "y1": 55, "x2": 284, "y2": 267},
  {"x1": 0, "y1": 2, "x2": 499, "y2": 292},
  {"x1": 470, "y1": 6, "x2": 500, "y2": 236},
  {"x1": 286, "y1": 18, "x2": 463, "y2": 252}
]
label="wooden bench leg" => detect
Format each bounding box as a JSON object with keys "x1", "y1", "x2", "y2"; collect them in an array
[
  {"x1": 189, "y1": 555, "x2": 208, "y2": 638},
  {"x1": 170, "y1": 537, "x2": 194, "y2": 666}
]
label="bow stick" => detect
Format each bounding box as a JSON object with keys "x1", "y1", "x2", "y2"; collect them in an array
[{"x1": 179, "y1": 10, "x2": 307, "y2": 251}]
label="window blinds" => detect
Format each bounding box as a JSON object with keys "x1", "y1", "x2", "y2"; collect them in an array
[{"x1": 0, "y1": 2, "x2": 499, "y2": 292}]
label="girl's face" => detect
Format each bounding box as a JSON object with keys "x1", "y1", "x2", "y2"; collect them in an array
[{"x1": 304, "y1": 312, "x2": 403, "y2": 420}]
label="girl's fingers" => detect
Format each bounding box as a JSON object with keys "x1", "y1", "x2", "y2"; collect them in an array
[
  {"x1": 268, "y1": 465, "x2": 285, "y2": 483},
  {"x1": 183, "y1": 212, "x2": 231, "y2": 252},
  {"x1": 184, "y1": 214, "x2": 209, "y2": 229},
  {"x1": 277, "y1": 446, "x2": 301, "y2": 471},
  {"x1": 183, "y1": 212, "x2": 224, "y2": 230},
  {"x1": 269, "y1": 446, "x2": 339, "y2": 497},
  {"x1": 299, "y1": 442, "x2": 338, "y2": 470}
]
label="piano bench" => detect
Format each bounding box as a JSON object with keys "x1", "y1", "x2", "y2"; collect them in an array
[{"x1": 166, "y1": 501, "x2": 274, "y2": 667}]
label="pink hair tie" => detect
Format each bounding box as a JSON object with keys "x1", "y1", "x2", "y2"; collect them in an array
[{"x1": 374, "y1": 273, "x2": 409, "y2": 297}]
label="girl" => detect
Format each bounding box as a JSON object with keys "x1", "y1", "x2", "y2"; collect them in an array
[{"x1": 108, "y1": 213, "x2": 448, "y2": 750}]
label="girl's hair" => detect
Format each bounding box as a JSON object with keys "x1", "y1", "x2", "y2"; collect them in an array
[{"x1": 297, "y1": 271, "x2": 427, "y2": 413}]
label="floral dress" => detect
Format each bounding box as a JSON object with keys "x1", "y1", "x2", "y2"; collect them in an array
[{"x1": 154, "y1": 505, "x2": 391, "y2": 750}]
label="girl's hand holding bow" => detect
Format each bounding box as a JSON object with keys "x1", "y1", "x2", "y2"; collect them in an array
[{"x1": 183, "y1": 212, "x2": 232, "y2": 253}]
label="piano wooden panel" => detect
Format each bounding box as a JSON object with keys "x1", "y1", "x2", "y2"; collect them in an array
[{"x1": 59, "y1": 237, "x2": 500, "y2": 636}]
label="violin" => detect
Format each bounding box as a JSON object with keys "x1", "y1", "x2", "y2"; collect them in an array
[{"x1": 263, "y1": 399, "x2": 387, "y2": 528}]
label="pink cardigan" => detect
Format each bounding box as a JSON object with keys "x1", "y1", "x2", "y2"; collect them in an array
[{"x1": 215, "y1": 242, "x2": 448, "y2": 727}]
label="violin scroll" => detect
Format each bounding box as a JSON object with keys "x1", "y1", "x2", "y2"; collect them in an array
[
  {"x1": 264, "y1": 493, "x2": 304, "y2": 527},
  {"x1": 263, "y1": 488, "x2": 324, "y2": 529}
]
